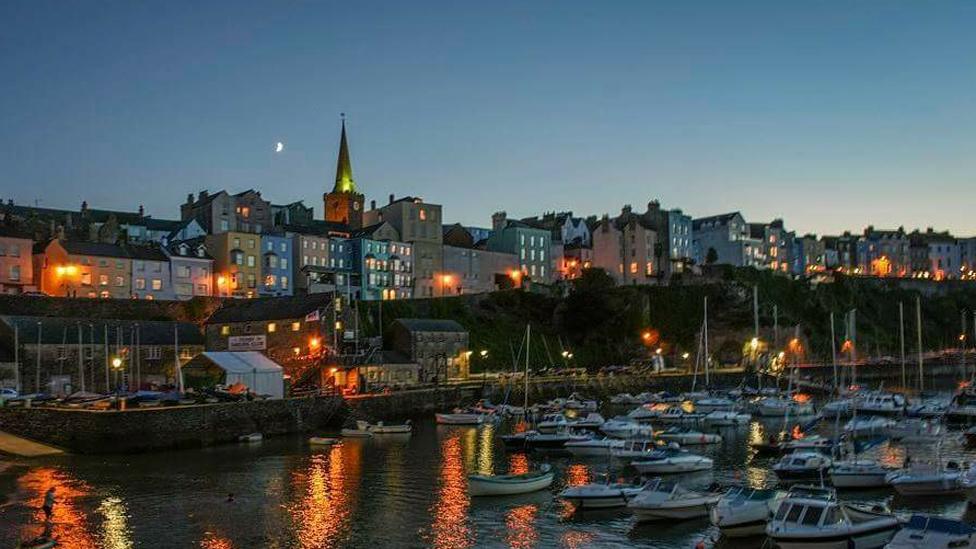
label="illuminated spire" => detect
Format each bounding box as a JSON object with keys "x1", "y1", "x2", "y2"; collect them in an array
[{"x1": 333, "y1": 114, "x2": 356, "y2": 193}]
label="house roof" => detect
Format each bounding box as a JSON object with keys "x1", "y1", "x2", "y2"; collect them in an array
[
  {"x1": 195, "y1": 352, "x2": 283, "y2": 374},
  {"x1": 127, "y1": 245, "x2": 169, "y2": 262},
  {"x1": 692, "y1": 212, "x2": 742, "y2": 230},
  {"x1": 0, "y1": 315, "x2": 205, "y2": 345},
  {"x1": 0, "y1": 225, "x2": 33, "y2": 240},
  {"x1": 61, "y1": 240, "x2": 130, "y2": 258},
  {"x1": 206, "y1": 293, "x2": 335, "y2": 324},
  {"x1": 142, "y1": 218, "x2": 182, "y2": 231},
  {"x1": 393, "y1": 318, "x2": 466, "y2": 333}
]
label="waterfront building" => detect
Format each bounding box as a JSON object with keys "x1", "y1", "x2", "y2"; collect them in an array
[
  {"x1": 0, "y1": 227, "x2": 35, "y2": 294},
  {"x1": 358, "y1": 352, "x2": 421, "y2": 388},
  {"x1": 365, "y1": 196, "x2": 444, "y2": 297},
  {"x1": 34, "y1": 240, "x2": 133, "y2": 298},
  {"x1": 589, "y1": 205, "x2": 658, "y2": 285},
  {"x1": 323, "y1": 119, "x2": 365, "y2": 229},
  {"x1": 519, "y1": 211, "x2": 591, "y2": 281},
  {"x1": 856, "y1": 226, "x2": 910, "y2": 277},
  {"x1": 129, "y1": 245, "x2": 174, "y2": 300},
  {"x1": 487, "y1": 212, "x2": 552, "y2": 284},
  {"x1": 692, "y1": 212, "x2": 763, "y2": 268},
  {"x1": 181, "y1": 189, "x2": 273, "y2": 235},
  {"x1": 442, "y1": 244, "x2": 519, "y2": 294},
  {"x1": 205, "y1": 231, "x2": 262, "y2": 298},
  {"x1": 349, "y1": 222, "x2": 413, "y2": 300},
  {"x1": 163, "y1": 238, "x2": 214, "y2": 299},
  {"x1": 0, "y1": 315, "x2": 203, "y2": 394},
  {"x1": 642, "y1": 200, "x2": 693, "y2": 279},
  {"x1": 909, "y1": 229, "x2": 960, "y2": 280},
  {"x1": 748, "y1": 219, "x2": 797, "y2": 273},
  {"x1": 259, "y1": 233, "x2": 294, "y2": 297},
  {"x1": 389, "y1": 318, "x2": 470, "y2": 382}
]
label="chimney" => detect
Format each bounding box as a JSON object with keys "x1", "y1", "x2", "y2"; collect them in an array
[
  {"x1": 370, "y1": 199, "x2": 376, "y2": 210},
  {"x1": 388, "y1": 193, "x2": 395, "y2": 204},
  {"x1": 138, "y1": 204, "x2": 145, "y2": 217},
  {"x1": 81, "y1": 200, "x2": 88, "y2": 213},
  {"x1": 198, "y1": 190, "x2": 208, "y2": 201},
  {"x1": 186, "y1": 193, "x2": 194, "y2": 205},
  {"x1": 621, "y1": 204, "x2": 632, "y2": 216},
  {"x1": 492, "y1": 211, "x2": 507, "y2": 232}
]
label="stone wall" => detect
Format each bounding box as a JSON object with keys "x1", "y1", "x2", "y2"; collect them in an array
[{"x1": 0, "y1": 396, "x2": 345, "y2": 454}]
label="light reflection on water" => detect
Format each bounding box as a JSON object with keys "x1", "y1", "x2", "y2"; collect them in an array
[{"x1": 4, "y1": 412, "x2": 976, "y2": 548}]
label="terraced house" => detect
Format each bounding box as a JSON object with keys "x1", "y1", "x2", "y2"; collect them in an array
[
  {"x1": 205, "y1": 231, "x2": 261, "y2": 298},
  {"x1": 34, "y1": 240, "x2": 133, "y2": 299}
]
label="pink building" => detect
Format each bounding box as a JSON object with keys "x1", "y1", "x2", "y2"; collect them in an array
[{"x1": 0, "y1": 228, "x2": 35, "y2": 294}]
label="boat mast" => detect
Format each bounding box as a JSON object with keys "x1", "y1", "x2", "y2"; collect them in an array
[
  {"x1": 899, "y1": 301, "x2": 906, "y2": 389},
  {"x1": 849, "y1": 310, "x2": 857, "y2": 388},
  {"x1": 829, "y1": 312, "x2": 838, "y2": 394},
  {"x1": 524, "y1": 324, "x2": 530, "y2": 413},
  {"x1": 704, "y1": 296, "x2": 710, "y2": 388},
  {"x1": 916, "y1": 296, "x2": 924, "y2": 392}
]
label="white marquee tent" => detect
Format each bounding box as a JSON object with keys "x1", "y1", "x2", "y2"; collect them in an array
[{"x1": 183, "y1": 352, "x2": 285, "y2": 399}]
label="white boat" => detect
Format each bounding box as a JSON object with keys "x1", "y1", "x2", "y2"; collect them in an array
[
  {"x1": 946, "y1": 386, "x2": 976, "y2": 423},
  {"x1": 559, "y1": 480, "x2": 646, "y2": 510},
  {"x1": 756, "y1": 397, "x2": 815, "y2": 418},
  {"x1": 773, "y1": 451, "x2": 832, "y2": 483},
  {"x1": 709, "y1": 486, "x2": 785, "y2": 538},
  {"x1": 611, "y1": 393, "x2": 641, "y2": 405},
  {"x1": 655, "y1": 406, "x2": 706, "y2": 425},
  {"x1": 468, "y1": 464, "x2": 554, "y2": 496},
  {"x1": 611, "y1": 440, "x2": 663, "y2": 460},
  {"x1": 563, "y1": 393, "x2": 598, "y2": 412},
  {"x1": 309, "y1": 437, "x2": 338, "y2": 446},
  {"x1": 885, "y1": 460, "x2": 970, "y2": 496},
  {"x1": 830, "y1": 459, "x2": 894, "y2": 489},
  {"x1": 435, "y1": 412, "x2": 487, "y2": 425},
  {"x1": 369, "y1": 420, "x2": 412, "y2": 434},
  {"x1": 694, "y1": 397, "x2": 735, "y2": 413},
  {"x1": 782, "y1": 434, "x2": 834, "y2": 453},
  {"x1": 855, "y1": 391, "x2": 907, "y2": 417},
  {"x1": 655, "y1": 427, "x2": 722, "y2": 445},
  {"x1": 844, "y1": 416, "x2": 897, "y2": 438},
  {"x1": 536, "y1": 413, "x2": 569, "y2": 434},
  {"x1": 238, "y1": 433, "x2": 263, "y2": 443},
  {"x1": 704, "y1": 410, "x2": 752, "y2": 426},
  {"x1": 766, "y1": 485, "x2": 899, "y2": 549},
  {"x1": 524, "y1": 430, "x2": 588, "y2": 450},
  {"x1": 886, "y1": 514, "x2": 976, "y2": 549},
  {"x1": 886, "y1": 418, "x2": 942, "y2": 443},
  {"x1": 631, "y1": 448, "x2": 714, "y2": 474},
  {"x1": 627, "y1": 478, "x2": 720, "y2": 521},
  {"x1": 567, "y1": 412, "x2": 605, "y2": 431},
  {"x1": 600, "y1": 418, "x2": 654, "y2": 439},
  {"x1": 627, "y1": 403, "x2": 667, "y2": 422},
  {"x1": 564, "y1": 437, "x2": 625, "y2": 457},
  {"x1": 341, "y1": 426, "x2": 373, "y2": 438}
]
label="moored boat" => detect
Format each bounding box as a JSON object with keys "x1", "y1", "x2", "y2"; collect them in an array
[
  {"x1": 309, "y1": 436, "x2": 338, "y2": 446},
  {"x1": 655, "y1": 427, "x2": 722, "y2": 445},
  {"x1": 435, "y1": 412, "x2": 487, "y2": 425},
  {"x1": 559, "y1": 480, "x2": 646, "y2": 510},
  {"x1": 630, "y1": 447, "x2": 714, "y2": 474},
  {"x1": 709, "y1": 486, "x2": 785, "y2": 538},
  {"x1": 627, "y1": 477, "x2": 720, "y2": 521},
  {"x1": 564, "y1": 436, "x2": 625, "y2": 457},
  {"x1": 829, "y1": 459, "x2": 894, "y2": 489},
  {"x1": 773, "y1": 451, "x2": 832, "y2": 483},
  {"x1": 886, "y1": 514, "x2": 976, "y2": 548},
  {"x1": 766, "y1": 485, "x2": 899, "y2": 549},
  {"x1": 468, "y1": 464, "x2": 554, "y2": 496}
]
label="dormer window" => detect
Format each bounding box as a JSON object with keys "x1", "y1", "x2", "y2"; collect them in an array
[
  {"x1": 196, "y1": 247, "x2": 205, "y2": 258},
  {"x1": 178, "y1": 244, "x2": 188, "y2": 256}
]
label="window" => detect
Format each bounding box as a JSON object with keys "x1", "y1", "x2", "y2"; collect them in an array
[
  {"x1": 268, "y1": 322, "x2": 277, "y2": 333},
  {"x1": 419, "y1": 209, "x2": 427, "y2": 221},
  {"x1": 246, "y1": 274, "x2": 256, "y2": 288},
  {"x1": 291, "y1": 322, "x2": 300, "y2": 332},
  {"x1": 280, "y1": 242, "x2": 287, "y2": 253},
  {"x1": 785, "y1": 505, "x2": 805, "y2": 523},
  {"x1": 247, "y1": 239, "x2": 256, "y2": 249},
  {"x1": 247, "y1": 255, "x2": 255, "y2": 267},
  {"x1": 9, "y1": 265, "x2": 20, "y2": 281},
  {"x1": 134, "y1": 260, "x2": 144, "y2": 272},
  {"x1": 281, "y1": 276, "x2": 288, "y2": 289},
  {"x1": 151, "y1": 279, "x2": 162, "y2": 290},
  {"x1": 116, "y1": 261, "x2": 124, "y2": 270},
  {"x1": 177, "y1": 265, "x2": 190, "y2": 278},
  {"x1": 280, "y1": 258, "x2": 287, "y2": 270},
  {"x1": 145, "y1": 346, "x2": 162, "y2": 360},
  {"x1": 99, "y1": 290, "x2": 110, "y2": 298},
  {"x1": 220, "y1": 220, "x2": 230, "y2": 231},
  {"x1": 99, "y1": 274, "x2": 109, "y2": 286},
  {"x1": 136, "y1": 278, "x2": 146, "y2": 290},
  {"x1": 115, "y1": 276, "x2": 124, "y2": 287},
  {"x1": 630, "y1": 262, "x2": 638, "y2": 274},
  {"x1": 221, "y1": 325, "x2": 230, "y2": 336}
]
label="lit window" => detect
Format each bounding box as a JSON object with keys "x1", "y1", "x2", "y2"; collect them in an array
[
  {"x1": 221, "y1": 326, "x2": 230, "y2": 336},
  {"x1": 268, "y1": 322, "x2": 277, "y2": 333},
  {"x1": 292, "y1": 322, "x2": 301, "y2": 332}
]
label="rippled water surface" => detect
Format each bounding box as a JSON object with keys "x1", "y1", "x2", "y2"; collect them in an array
[{"x1": 2, "y1": 407, "x2": 976, "y2": 548}]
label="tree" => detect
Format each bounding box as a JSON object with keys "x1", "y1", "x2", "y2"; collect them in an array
[{"x1": 705, "y1": 247, "x2": 718, "y2": 265}]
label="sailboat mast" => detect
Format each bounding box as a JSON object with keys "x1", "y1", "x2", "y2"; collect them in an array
[
  {"x1": 704, "y1": 296, "x2": 710, "y2": 387},
  {"x1": 849, "y1": 310, "x2": 857, "y2": 388},
  {"x1": 899, "y1": 302, "x2": 906, "y2": 389},
  {"x1": 916, "y1": 296, "x2": 924, "y2": 392},
  {"x1": 829, "y1": 312, "x2": 838, "y2": 393},
  {"x1": 524, "y1": 324, "x2": 530, "y2": 412}
]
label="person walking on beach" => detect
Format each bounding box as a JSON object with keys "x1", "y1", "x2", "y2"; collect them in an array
[{"x1": 42, "y1": 487, "x2": 56, "y2": 521}]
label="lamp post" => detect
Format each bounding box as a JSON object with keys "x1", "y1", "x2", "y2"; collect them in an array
[{"x1": 111, "y1": 356, "x2": 123, "y2": 408}]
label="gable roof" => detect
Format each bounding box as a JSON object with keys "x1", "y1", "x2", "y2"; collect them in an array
[
  {"x1": 206, "y1": 293, "x2": 335, "y2": 323},
  {"x1": 692, "y1": 212, "x2": 742, "y2": 230}
]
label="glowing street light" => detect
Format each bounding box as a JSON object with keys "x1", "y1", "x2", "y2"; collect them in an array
[
  {"x1": 681, "y1": 352, "x2": 690, "y2": 360},
  {"x1": 111, "y1": 357, "x2": 122, "y2": 369},
  {"x1": 479, "y1": 349, "x2": 488, "y2": 358}
]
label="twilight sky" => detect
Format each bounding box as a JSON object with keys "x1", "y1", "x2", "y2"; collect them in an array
[{"x1": 2, "y1": 1, "x2": 975, "y2": 236}]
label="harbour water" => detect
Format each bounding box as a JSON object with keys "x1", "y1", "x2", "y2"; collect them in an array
[{"x1": 1, "y1": 407, "x2": 975, "y2": 548}]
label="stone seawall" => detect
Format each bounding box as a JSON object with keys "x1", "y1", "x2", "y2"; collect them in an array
[{"x1": 0, "y1": 396, "x2": 345, "y2": 454}]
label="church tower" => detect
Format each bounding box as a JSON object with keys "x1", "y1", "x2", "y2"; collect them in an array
[{"x1": 324, "y1": 117, "x2": 365, "y2": 228}]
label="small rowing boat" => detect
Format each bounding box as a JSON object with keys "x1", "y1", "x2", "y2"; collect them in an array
[{"x1": 468, "y1": 464, "x2": 554, "y2": 496}]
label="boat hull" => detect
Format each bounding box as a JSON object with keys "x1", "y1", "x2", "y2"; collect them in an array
[
  {"x1": 631, "y1": 501, "x2": 714, "y2": 521},
  {"x1": 632, "y1": 458, "x2": 713, "y2": 475},
  {"x1": 829, "y1": 471, "x2": 888, "y2": 488},
  {"x1": 769, "y1": 523, "x2": 898, "y2": 549},
  {"x1": 436, "y1": 414, "x2": 485, "y2": 425},
  {"x1": 468, "y1": 472, "x2": 554, "y2": 497}
]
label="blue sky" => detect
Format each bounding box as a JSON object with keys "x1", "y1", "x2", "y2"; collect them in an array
[{"x1": 1, "y1": 1, "x2": 974, "y2": 235}]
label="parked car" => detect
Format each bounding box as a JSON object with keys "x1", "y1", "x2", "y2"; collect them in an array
[{"x1": 0, "y1": 388, "x2": 18, "y2": 399}]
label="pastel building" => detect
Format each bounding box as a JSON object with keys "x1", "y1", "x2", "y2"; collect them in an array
[
  {"x1": 260, "y1": 233, "x2": 293, "y2": 297},
  {"x1": 0, "y1": 227, "x2": 34, "y2": 294},
  {"x1": 350, "y1": 225, "x2": 413, "y2": 300},
  {"x1": 164, "y1": 238, "x2": 214, "y2": 299},
  {"x1": 130, "y1": 246, "x2": 174, "y2": 300},
  {"x1": 487, "y1": 212, "x2": 552, "y2": 283},
  {"x1": 692, "y1": 212, "x2": 763, "y2": 268},
  {"x1": 34, "y1": 240, "x2": 133, "y2": 299}
]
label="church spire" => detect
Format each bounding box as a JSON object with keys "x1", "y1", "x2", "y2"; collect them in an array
[{"x1": 333, "y1": 114, "x2": 356, "y2": 193}]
